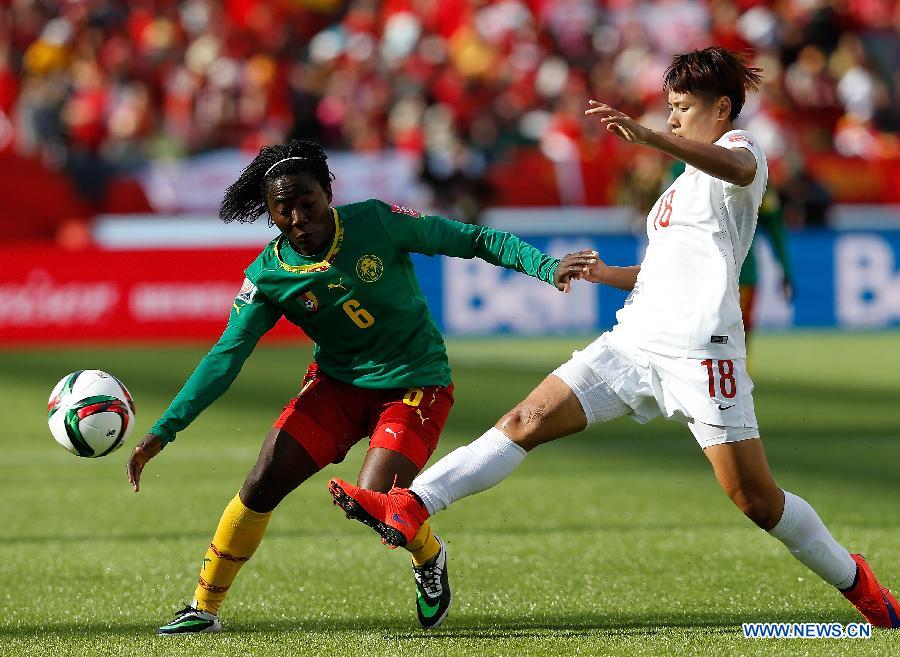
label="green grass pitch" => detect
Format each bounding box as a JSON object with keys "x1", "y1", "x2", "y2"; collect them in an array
[{"x1": 2, "y1": 332, "x2": 899, "y2": 656}]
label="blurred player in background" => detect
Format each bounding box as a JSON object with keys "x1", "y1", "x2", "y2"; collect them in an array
[
  {"x1": 740, "y1": 189, "x2": 793, "y2": 363},
  {"x1": 329, "y1": 48, "x2": 899, "y2": 629},
  {"x1": 125, "y1": 139, "x2": 593, "y2": 634}
]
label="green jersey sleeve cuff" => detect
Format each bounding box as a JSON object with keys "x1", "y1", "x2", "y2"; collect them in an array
[
  {"x1": 543, "y1": 258, "x2": 561, "y2": 286},
  {"x1": 150, "y1": 422, "x2": 176, "y2": 447}
]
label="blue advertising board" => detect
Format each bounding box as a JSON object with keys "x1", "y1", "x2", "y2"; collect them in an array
[{"x1": 410, "y1": 230, "x2": 900, "y2": 335}]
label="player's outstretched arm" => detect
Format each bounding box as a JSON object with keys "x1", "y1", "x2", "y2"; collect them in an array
[
  {"x1": 379, "y1": 202, "x2": 579, "y2": 290},
  {"x1": 575, "y1": 250, "x2": 640, "y2": 291},
  {"x1": 127, "y1": 433, "x2": 164, "y2": 492},
  {"x1": 127, "y1": 287, "x2": 282, "y2": 494},
  {"x1": 584, "y1": 100, "x2": 756, "y2": 186}
]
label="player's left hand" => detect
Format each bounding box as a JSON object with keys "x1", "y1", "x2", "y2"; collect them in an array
[
  {"x1": 585, "y1": 100, "x2": 652, "y2": 144},
  {"x1": 555, "y1": 250, "x2": 598, "y2": 293}
]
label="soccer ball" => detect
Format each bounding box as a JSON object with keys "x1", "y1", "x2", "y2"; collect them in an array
[{"x1": 47, "y1": 370, "x2": 136, "y2": 458}]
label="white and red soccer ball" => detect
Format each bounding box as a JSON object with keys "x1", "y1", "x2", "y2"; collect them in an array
[{"x1": 47, "y1": 370, "x2": 136, "y2": 458}]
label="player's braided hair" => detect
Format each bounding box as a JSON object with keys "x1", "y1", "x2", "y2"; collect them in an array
[
  {"x1": 219, "y1": 139, "x2": 336, "y2": 223},
  {"x1": 664, "y1": 47, "x2": 763, "y2": 121}
]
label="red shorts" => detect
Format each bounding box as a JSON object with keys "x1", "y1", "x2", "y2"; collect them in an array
[{"x1": 273, "y1": 363, "x2": 454, "y2": 470}]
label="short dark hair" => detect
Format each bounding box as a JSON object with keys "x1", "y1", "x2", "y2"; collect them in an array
[
  {"x1": 219, "y1": 139, "x2": 336, "y2": 223},
  {"x1": 663, "y1": 47, "x2": 763, "y2": 120}
]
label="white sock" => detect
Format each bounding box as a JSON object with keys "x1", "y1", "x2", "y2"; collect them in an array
[
  {"x1": 768, "y1": 490, "x2": 856, "y2": 589},
  {"x1": 411, "y1": 427, "x2": 526, "y2": 515}
]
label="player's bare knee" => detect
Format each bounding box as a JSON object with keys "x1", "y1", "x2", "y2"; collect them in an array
[
  {"x1": 497, "y1": 405, "x2": 545, "y2": 451},
  {"x1": 240, "y1": 468, "x2": 281, "y2": 513}
]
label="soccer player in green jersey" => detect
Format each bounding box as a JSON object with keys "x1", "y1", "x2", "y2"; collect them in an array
[
  {"x1": 125, "y1": 139, "x2": 594, "y2": 634},
  {"x1": 739, "y1": 189, "x2": 793, "y2": 363}
]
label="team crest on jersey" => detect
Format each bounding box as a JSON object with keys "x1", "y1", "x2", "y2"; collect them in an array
[
  {"x1": 391, "y1": 204, "x2": 420, "y2": 218},
  {"x1": 299, "y1": 290, "x2": 319, "y2": 312},
  {"x1": 235, "y1": 278, "x2": 258, "y2": 304},
  {"x1": 728, "y1": 134, "x2": 753, "y2": 146},
  {"x1": 356, "y1": 254, "x2": 384, "y2": 283}
]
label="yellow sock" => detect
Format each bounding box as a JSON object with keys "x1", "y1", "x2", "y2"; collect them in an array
[
  {"x1": 193, "y1": 493, "x2": 272, "y2": 615},
  {"x1": 406, "y1": 520, "x2": 441, "y2": 566}
]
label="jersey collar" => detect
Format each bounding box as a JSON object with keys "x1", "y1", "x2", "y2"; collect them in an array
[{"x1": 275, "y1": 207, "x2": 343, "y2": 274}]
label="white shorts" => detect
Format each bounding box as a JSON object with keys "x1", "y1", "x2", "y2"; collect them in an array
[{"x1": 552, "y1": 333, "x2": 759, "y2": 449}]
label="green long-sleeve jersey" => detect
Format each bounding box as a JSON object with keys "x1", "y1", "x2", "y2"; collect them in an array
[
  {"x1": 150, "y1": 199, "x2": 560, "y2": 445},
  {"x1": 739, "y1": 189, "x2": 793, "y2": 286}
]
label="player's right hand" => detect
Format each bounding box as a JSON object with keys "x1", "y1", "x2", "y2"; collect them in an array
[
  {"x1": 127, "y1": 433, "x2": 164, "y2": 492},
  {"x1": 585, "y1": 100, "x2": 651, "y2": 144}
]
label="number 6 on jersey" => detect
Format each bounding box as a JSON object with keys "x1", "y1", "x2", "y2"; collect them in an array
[{"x1": 342, "y1": 299, "x2": 375, "y2": 329}]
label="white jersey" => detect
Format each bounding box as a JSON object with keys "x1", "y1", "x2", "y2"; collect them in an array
[{"x1": 610, "y1": 129, "x2": 768, "y2": 358}]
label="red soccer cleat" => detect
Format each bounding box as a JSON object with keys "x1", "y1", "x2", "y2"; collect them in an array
[
  {"x1": 328, "y1": 478, "x2": 430, "y2": 548},
  {"x1": 841, "y1": 554, "x2": 900, "y2": 628}
]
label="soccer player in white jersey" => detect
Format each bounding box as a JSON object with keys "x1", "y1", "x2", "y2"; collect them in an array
[{"x1": 328, "y1": 47, "x2": 899, "y2": 629}]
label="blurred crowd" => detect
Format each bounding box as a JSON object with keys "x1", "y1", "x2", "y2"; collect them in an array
[{"x1": 1, "y1": 0, "x2": 899, "y2": 219}]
